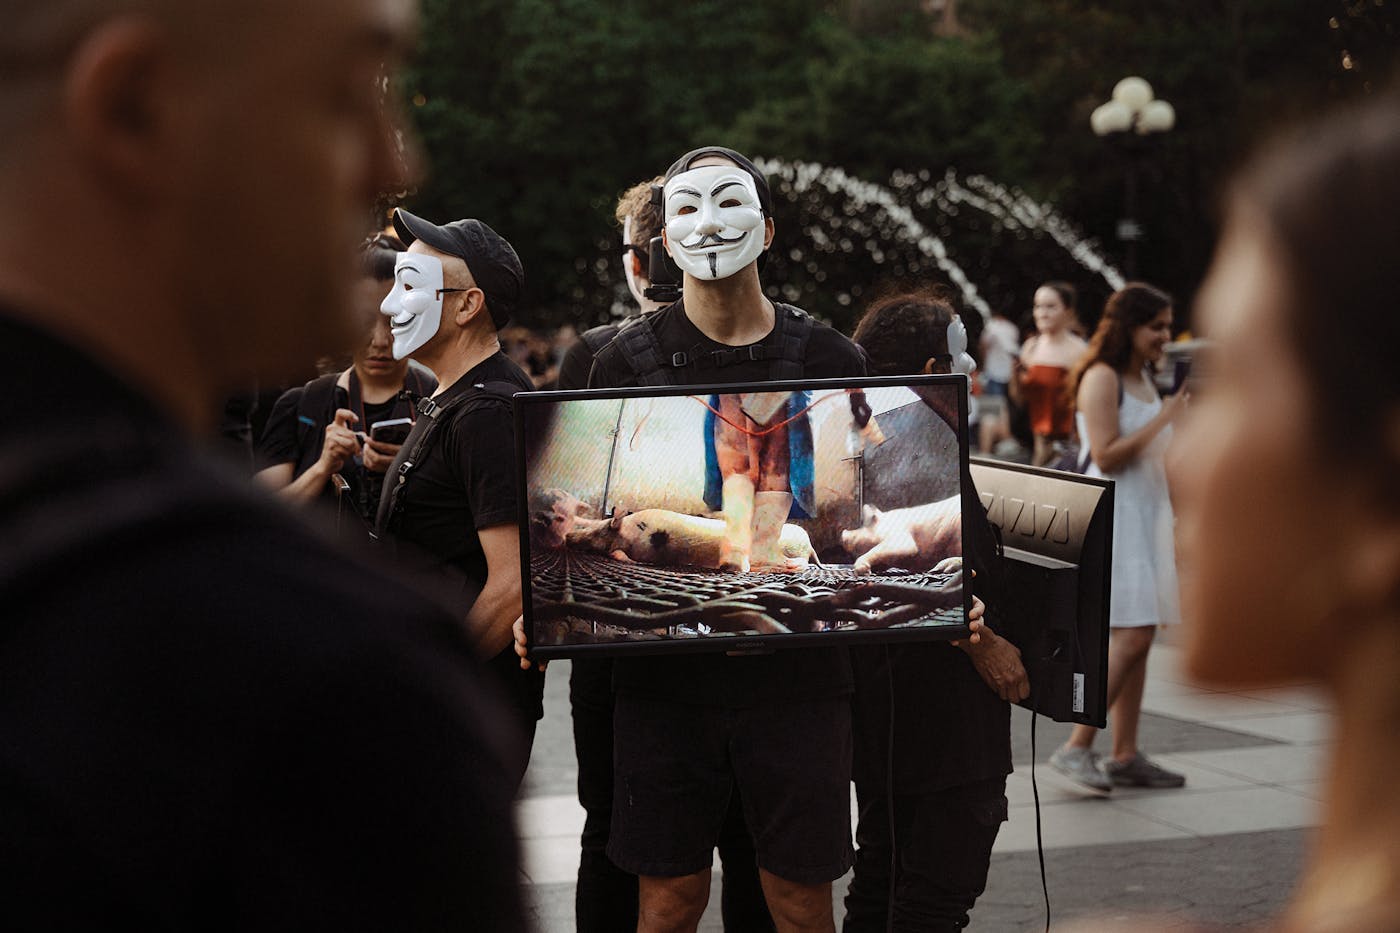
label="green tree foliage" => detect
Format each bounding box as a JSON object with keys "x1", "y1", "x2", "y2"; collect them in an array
[{"x1": 398, "y1": 0, "x2": 1397, "y2": 336}]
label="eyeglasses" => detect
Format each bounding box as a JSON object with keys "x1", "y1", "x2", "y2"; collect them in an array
[
  {"x1": 621, "y1": 244, "x2": 649, "y2": 261},
  {"x1": 436, "y1": 287, "x2": 470, "y2": 298}
]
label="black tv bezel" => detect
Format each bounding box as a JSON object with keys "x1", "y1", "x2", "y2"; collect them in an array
[
  {"x1": 968, "y1": 455, "x2": 1115, "y2": 727},
  {"x1": 515, "y1": 374, "x2": 973, "y2": 659}
]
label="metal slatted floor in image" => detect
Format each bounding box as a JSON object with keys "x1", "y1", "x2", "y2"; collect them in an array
[{"x1": 529, "y1": 550, "x2": 964, "y2": 644}]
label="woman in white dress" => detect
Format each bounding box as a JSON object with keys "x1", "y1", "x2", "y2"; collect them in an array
[{"x1": 1049, "y1": 283, "x2": 1188, "y2": 792}]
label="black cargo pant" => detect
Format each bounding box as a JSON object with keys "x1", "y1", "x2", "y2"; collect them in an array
[
  {"x1": 842, "y1": 776, "x2": 1008, "y2": 933},
  {"x1": 569, "y1": 658, "x2": 774, "y2": 932}
]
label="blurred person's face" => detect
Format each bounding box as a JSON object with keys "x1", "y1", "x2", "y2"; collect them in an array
[
  {"x1": 662, "y1": 159, "x2": 767, "y2": 281},
  {"x1": 1170, "y1": 220, "x2": 1353, "y2": 687},
  {"x1": 381, "y1": 250, "x2": 445, "y2": 359},
  {"x1": 1132, "y1": 307, "x2": 1174, "y2": 364},
  {"x1": 1032, "y1": 287, "x2": 1071, "y2": 334},
  {"x1": 352, "y1": 277, "x2": 402, "y2": 378},
  {"x1": 169, "y1": 0, "x2": 416, "y2": 385}
]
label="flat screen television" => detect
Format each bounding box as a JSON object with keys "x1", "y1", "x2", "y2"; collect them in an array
[
  {"x1": 969, "y1": 457, "x2": 1114, "y2": 727},
  {"x1": 517, "y1": 375, "x2": 973, "y2": 659}
]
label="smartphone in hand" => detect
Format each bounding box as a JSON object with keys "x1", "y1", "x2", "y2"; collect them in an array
[{"x1": 369, "y1": 417, "x2": 412, "y2": 446}]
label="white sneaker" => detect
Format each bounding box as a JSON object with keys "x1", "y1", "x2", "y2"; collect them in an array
[{"x1": 1049, "y1": 745, "x2": 1113, "y2": 793}]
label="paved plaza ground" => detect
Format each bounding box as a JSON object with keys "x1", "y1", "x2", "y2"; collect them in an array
[{"x1": 517, "y1": 636, "x2": 1325, "y2": 930}]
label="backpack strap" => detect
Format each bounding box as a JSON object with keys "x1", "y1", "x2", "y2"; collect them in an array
[
  {"x1": 293, "y1": 372, "x2": 343, "y2": 478},
  {"x1": 376, "y1": 380, "x2": 519, "y2": 539},
  {"x1": 579, "y1": 323, "x2": 621, "y2": 356},
  {"x1": 768, "y1": 303, "x2": 813, "y2": 380},
  {"x1": 612, "y1": 314, "x2": 675, "y2": 387}
]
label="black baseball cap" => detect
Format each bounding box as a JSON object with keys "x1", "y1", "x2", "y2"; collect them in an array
[
  {"x1": 391, "y1": 208, "x2": 523, "y2": 329},
  {"x1": 659, "y1": 146, "x2": 774, "y2": 217}
]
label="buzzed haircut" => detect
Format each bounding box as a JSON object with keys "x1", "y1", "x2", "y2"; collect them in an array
[{"x1": 614, "y1": 176, "x2": 665, "y2": 248}]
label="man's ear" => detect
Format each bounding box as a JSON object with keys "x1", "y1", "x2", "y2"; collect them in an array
[
  {"x1": 923, "y1": 357, "x2": 952, "y2": 376},
  {"x1": 762, "y1": 216, "x2": 776, "y2": 250},
  {"x1": 64, "y1": 18, "x2": 172, "y2": 200},
  {"x1": 630, "y1": 252, "x2": 646, "y2": 278},
  {"x1": 452, "y1": 287, "x2": 487, "y2": 326}
]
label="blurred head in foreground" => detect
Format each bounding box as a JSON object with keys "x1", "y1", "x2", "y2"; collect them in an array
[
  {"x1": 1172, "y1": 93, "x2": 1400, "y2": 930},
  {"x1": 1174, "y1": 95, "x2": 1400, "y2": 688},
  {"x1": 0, "y1": 0, "x2": 416, "y2": 428}
]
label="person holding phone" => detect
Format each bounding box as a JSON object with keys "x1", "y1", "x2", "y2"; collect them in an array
[
  {"x1": 1049, "y1": 283, "x2": 1187, "y2": 792},
  {"x1": 255, "y1": 234, "x2": 435, "y2": 528}
]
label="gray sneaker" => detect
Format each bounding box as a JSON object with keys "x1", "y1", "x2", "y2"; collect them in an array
[
  {"x1": 1104, "y1": 753, "x2": 1186, "y2": 788},
  {"x1": 1049, "y1": 745, "x2": 1113, "y2": 793}
]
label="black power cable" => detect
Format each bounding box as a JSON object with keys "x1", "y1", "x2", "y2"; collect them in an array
[
  {"x1": 1030, "y1": 706, "x2": 1051, "y2": 933},
  {"x1": 885, "y1": 642, "x2": 896, "y2": 933}
]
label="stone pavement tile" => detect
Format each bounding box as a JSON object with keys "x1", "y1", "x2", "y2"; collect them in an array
[
  {"x1": 1112, "y1": 785, "x2": 1319, "y2": 837},
  {"x1": 1010, "y1": 708, "x2": 1282, "y2": 768},
  {"x1": 1233, "y1": 684, "x2": 1333, "y2": 713},
  {"x1": 992, "y1": 796, "x2": 1192, "y2": 854},
  {"x1": 974, "y1": 829, "x2": 1307, "y2": 932},
  {"x1": 522, "y1": 878, "x2": 574, "y2": 933},
  {"x1": 1277, "y1": 780, "x2": 1326, "y2": 802},
  {"x1": 517, "y1": 793, "x2": 585, "y2": 840},
  {"x1": 1143, "y1": 677, "x2": 1218, "y2": 700},
  {"x1": 521, "y1": 833, "x2": 586, "y2": 886},
  {"x1": 1209, "y1": 711, "x2": 1333, "y2": 745},
  {"x1": 1171, "y1": 744, "x2": 1327, "y2": 786},
  {"x1": 1144, "y1": 643, "x2": 1192, "y2": 683},
  {"x1": 1140, "y1": 690, "x2": 1302, "y2": 722},
  {"x1": 520, "y1": 661, "x2": 575, "y2": 800}
]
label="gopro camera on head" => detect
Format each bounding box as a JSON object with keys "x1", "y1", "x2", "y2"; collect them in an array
[{"x1": 643, "y1": 235, "x2": 682, "y2": 303}]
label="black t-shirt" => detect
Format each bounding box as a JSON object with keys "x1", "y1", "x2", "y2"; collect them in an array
[
  {"x1": 850, "y1": 468, "x2": 1014, "y2": 792},
  {"x1": 255, "y1": 369, "x2": 435, "y2": 527},
  {"x1": 589, "y1": 299, "x2": 867, "y2": 389},
  {"x1": 377, "y1": 351, "x2": 546, "y2": 721},
  {"x1": 588, "y1": 299, "x2": 868, "y2": 706},
  {"x1": 0, "y1": 313, "x2": 524, "y2": 930}
]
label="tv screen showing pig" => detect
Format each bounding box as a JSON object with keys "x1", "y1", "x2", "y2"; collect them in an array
[{"x1": 516, "y1": 376, "x2": 972, "y2": 658}]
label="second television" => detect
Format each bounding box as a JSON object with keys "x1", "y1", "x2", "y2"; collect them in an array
[{"x1": 517, "y1": 375, "x2": 973, "y2": 658}]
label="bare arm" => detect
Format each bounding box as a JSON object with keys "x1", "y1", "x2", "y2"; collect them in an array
[
  {"x1": 958, "y1": 621, "x2": 1030, "y2": 702},
  {"x1": 254, "y1": 409, "x2": 361, "y2": 505},
  {"x1": 1078, "y1": 364, "x2": 1183, "y2": 474},
  {"x1": 466, "y1": 523, "x2": 523, "y2": 659}
]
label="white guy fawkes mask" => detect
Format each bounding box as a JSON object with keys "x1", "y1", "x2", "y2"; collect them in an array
[
  {"x1": 663, "y1": 164, "x2": 766, "y2": 281},
  {"x1": 948, "y1": 316, "x2": 977, "y2": 378},
  {"x1": 381, "y1": 252, "x2": 446, "y2": 360}
]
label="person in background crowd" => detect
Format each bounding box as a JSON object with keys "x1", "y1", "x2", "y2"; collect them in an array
[
  {"x1": 1049, "y1": 283, "x2": 1187, "y2": 793},
  {"x1": 374, "y1": 208, "x2": 544, "y2": 789},
  {"x1": 255, "y1": 233, "x2": 435, "y2": 529},
  {"x1": 0, "y1": 0, "x2": 524, "y2": 928},
  {"x1": 554, "y1": 176, "x2": 669, "y2": 391},
  {"x1": 588, "y1": 146, "x2": 867, "y2": 933},
  {"x1": 978, "y1": 304, "x2": 1021, "y2": 456},
  {"x1": 560, "y1": 176, "x2": 777, "y2": 933},
  {"x1": 1015, "y1": 282, "x2": 1087, "y2": 466},
  {"x1": 844, "y1": 291, "x2": 1028, "y2": 932}
]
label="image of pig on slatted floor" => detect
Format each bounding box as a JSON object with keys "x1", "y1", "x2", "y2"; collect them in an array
[{"x1": 527, "y1": 550, "x2": 964, "y2": 646}]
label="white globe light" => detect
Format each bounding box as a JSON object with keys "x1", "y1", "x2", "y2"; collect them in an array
[
  {"x1": 1091, "y1": 100, "x2": 1134, "y2": 136},
  {"x1": 1112, "y1": 76, "x2": 1154, "y2": 112},
  {"x1": 1137, "y1": 99, "x2": 1176, "y2": 134}
]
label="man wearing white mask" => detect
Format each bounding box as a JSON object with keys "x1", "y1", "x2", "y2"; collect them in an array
[
  {"x1": 588, "y1": 147, "x2": 866, "y2": 933},
  {"x1": 375, "y1": 208, "x2": 544, "y2": 786}
]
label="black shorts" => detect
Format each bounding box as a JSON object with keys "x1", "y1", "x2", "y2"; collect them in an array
[{"x1": 607, "y1": 693, "x2": 853, "y2": 885}]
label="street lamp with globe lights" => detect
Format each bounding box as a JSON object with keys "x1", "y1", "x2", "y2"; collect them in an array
[{"x1": 1092, "y1": 77, "x2": 1175, "y2": 279}]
